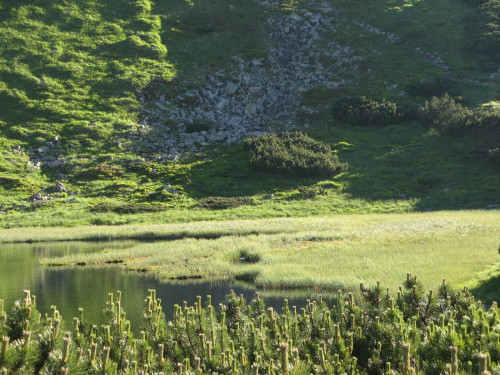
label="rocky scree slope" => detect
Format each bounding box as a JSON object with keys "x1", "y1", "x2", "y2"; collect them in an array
[{"x1": 132, "y1": 0, "x2": 363, "y2": 160}]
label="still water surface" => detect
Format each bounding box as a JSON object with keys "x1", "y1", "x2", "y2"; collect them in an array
[{"x1": 0, "y1": 241, "x2": 306, "y2": 332}]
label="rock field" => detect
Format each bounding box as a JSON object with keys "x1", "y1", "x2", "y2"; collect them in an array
[{"x1": 134, "y1": 0, "x2": 362, "y2": 160}]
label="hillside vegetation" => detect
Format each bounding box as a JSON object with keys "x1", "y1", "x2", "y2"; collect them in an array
[{"x1": 0, "y1": 0, "x2": 499, "y2": 227}]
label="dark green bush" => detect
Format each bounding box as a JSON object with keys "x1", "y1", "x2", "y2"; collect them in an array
[
  {"x1": 90, "y1": 203, "x2": 166, "y2": 214},
  {"x1": 186, "y1": 120, "x2": 212, "y2": 133},
  {"x1": 244, "y1": 132, "x2": 348, "y2": 177},
  {"x1": 76, "y1": 165, "x2": 125, "y2": 180},
  {"x1": 237, "y1": 249, "x2": 261, "y2": 263},
  {"x1": 332, "y1": 96, "x2": 416, "y2": 126},
  {"x1": 419, "y1": 94, "x2": 472, "y2": 135},
  {"x1": 197, "y1": 196, "x2": 254, "y2": 210},
  {"x1": 298, "y1": 185, "x2": 327, "y2": 199}
]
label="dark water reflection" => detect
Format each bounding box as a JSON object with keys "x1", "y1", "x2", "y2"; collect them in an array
[{"x1": 0, "y1": 241, "x2": 308, "y2": 333}]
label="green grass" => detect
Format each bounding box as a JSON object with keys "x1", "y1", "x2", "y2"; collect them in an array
[
  {"x1": 3, "y1": 114, "x2": 498, "y2": 229},
  {"x1": 10, "y1": 210, "x2": 494, "y2": 302}
]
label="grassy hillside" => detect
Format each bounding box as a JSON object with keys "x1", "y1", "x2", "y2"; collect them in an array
[{"x1": 0, "y1": 0, "x2": 499, "y2": 227}]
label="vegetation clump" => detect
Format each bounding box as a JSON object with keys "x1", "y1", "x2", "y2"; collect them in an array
[
  {"x1": 420, "y1": 94, "x2": 500, "y2": 158},
  {"x1": 90, "y1": 203, "x2": 166, "y2": 214},
  {"x1": 298, "y1": 185, "x2": 327, "y2": 199},
  {"x1": 1, "y1": 276, "x2": 500, "y2": 374},
  {"x1": 332, "y1": 97, "x2": 415, "y2": 126},
  {"x1": 419, "y1": 94, "x2": 471, "y2": 135},
  {"x1": 186, "y1": 120, "x2": 213, "y2": 134},
  {"x1": 237, "y1": 249, "x2": 261, "y2": 263},
  {"x1": 244, "y1": 132, "x2": 348, "y2": 177},
  {"x1": 197, "y1": 196, "x2": 254, "y2": 210}
]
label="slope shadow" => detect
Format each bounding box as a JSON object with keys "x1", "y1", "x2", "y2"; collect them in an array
[
  {"x1": 470, "y1": 275, "x2": 500, "y2": 306},
  {"x1": 179, "y1": 146, "x2": 326, "y2": 200},
  {"x1": 330, "y1": 121, "x2": 500, "y2": 212}
]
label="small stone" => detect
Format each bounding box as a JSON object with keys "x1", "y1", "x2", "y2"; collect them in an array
[
  {"x1": 227, "y1": 116, "x2": 243, "y2": 126},
  {"x1": 216, "y1": 98, "x2": 228, "y2": 110},
  {"x1": 225, "y1": 81, "x2": 239, "y2": 95},
  {"x1": 47, "y1": 160, "x2": 62, "y2": 168},
  {"x1": 55, "y1": 181, "x2": 67, "y2": 193},
  {"x1": 155, "y1": 102, "x2": 167, "y2": 110},
  {"x1": 289, "y1": 13, "x2": 303, "y2": 22}
]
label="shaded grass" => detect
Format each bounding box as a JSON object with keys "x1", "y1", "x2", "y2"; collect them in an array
[
  {"x1": 26, "y1": 210, "x2": 500, "y2": 302},
  {"x1": 335, "y1": 0, "x2": 479, "y2": 78},
  {"x1": 1, "y1": 115, "x2": 499, "y2": 229}
]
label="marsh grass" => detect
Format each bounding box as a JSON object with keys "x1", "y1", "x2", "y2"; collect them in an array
[{"x1": 24, "y1": 211, "x2": 499, "y2": 302}]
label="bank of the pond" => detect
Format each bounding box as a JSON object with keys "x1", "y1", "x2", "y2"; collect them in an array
[
  {"x1": 0, "y1": 241, "x2": 313, "y2": 336},
  {"x1": 22, "y1": 211, "x2": 500, "y2": 304}
]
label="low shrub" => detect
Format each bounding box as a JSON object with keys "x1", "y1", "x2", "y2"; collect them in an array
[
  {"x1": 197, "y1": 196, "x2": 254, "y2": 210},
  {"x1": 332, "y1": 96, "x2": 416, "y2": 126},
  {"x1": 90, "y1": 203, "x2": 166, "y2": 214},
  {"x1": 244, "y1": 132, "x2": 348, "y2": 177},
  {"x1": 76, "y1": 165, "x2": 125, "y2": 180},
  {"x1": 298, "y1": 185, "x2": 327, "y2": 198},
  {"x1": 186, "y1": 120, "x2": 212, "y2": 133},
  {"x1": 237, "y1": 249, "x2": 261, "y2": 263},
  {"x1": 419, "y1": 94, "x2": 472, "y2": 135}
]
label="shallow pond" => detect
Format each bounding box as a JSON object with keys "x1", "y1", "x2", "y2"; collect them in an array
[{"x1": 0, "y1": 241, "x2": 307, "y2": 332}]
